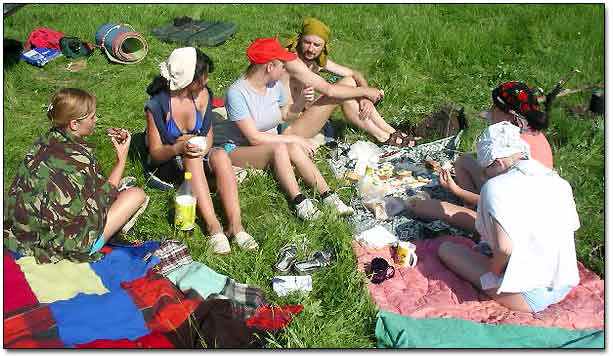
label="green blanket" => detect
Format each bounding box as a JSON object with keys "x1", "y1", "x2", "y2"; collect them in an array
[{"x1": 375, "y1": 310, "x2": 604, "y2": 348}]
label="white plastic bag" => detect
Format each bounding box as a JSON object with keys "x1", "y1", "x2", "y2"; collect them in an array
[{"x1": 348, "y1": 141, "x2": 382, "y2": 176}]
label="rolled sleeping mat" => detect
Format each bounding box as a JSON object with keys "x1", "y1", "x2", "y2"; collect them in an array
[{"x1": 95, "y1": 23, "x2": 148, "y2": 64}]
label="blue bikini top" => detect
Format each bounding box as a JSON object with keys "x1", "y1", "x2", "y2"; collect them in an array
[
  {"x1": 165, "y1": 97, "x2": 203, "y2": 142},
  {"x1": 145, "y1": 87, "x2": 214, "y2": 145}
]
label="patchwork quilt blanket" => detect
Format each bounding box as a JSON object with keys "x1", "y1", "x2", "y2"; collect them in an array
[{"x1": 4, "y1": 240, "x2": 302, "y2": 348}]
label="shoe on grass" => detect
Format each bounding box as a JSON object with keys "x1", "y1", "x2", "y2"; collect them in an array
[
  {"x1": 234, "y1": 231, "x2": 258, "y2": 251},
  {"x1": 295, "y1": 198, "x2": 322, "y2": 221},
  {"x1": 323, "y1": 193, "x2": 354, "y2": 216},
  {"x1": 274, "y1": 244, "x2": 298, "y2": 273},
  {"x1": 209, "y1": 232, "x2": 231, "y2": 255}
]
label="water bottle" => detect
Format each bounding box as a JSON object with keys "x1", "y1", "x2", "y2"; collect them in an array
[{"x1": 175, "y1": 171, "x2": 196, "y2": 231}]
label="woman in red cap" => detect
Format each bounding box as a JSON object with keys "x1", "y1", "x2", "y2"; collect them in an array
[
  {"x1": 213, "y1": 38, "x2": 355, "y2": 220},
  {"x1": 408, "y1": 82, "x2": 554, "y2": 233}
]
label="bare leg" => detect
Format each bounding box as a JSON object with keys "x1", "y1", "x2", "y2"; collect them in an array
[
  {"x1": 410, "y1": 199, "x2": 477, "y2": 232},
  {"x1": 183, "y1": 156, "x2": 223, "y2": 235},
  {"x1": 208, "y1": 148, "x2": 244, "y2": 236},
  {"x1": 283, "y1": 96, "x2": 341, "y2": 139},
  {"x1": 336, "y1": 77, "x2": 395, "y2": 142},
  {"x1": 229, "y1": 143, "x2": 302, "y2": 199},
  {"x1": 102, "y1": 187, "x2": 146, "y2": 239},
  {"x1": 287, "y1": 143, "x2": 329, "y2": 194},
  {"x1": 455, "y1": 154, "x2": 485, "y2": 194},
  {"x1": 438, "y1": 241, "x2": 532, "y2": 312}
]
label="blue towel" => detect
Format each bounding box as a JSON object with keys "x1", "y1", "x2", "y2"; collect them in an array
[
  {"x1": 50, "y1": 290, "x2": 149, "y2": 347},
  {"x1": 91, "y1": 245, "x2": 160, "y2": 291}
]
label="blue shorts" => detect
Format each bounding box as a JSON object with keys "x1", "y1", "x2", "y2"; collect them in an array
[{"x1": 521, "y1": 285, "x2": 572, "y2": 313}]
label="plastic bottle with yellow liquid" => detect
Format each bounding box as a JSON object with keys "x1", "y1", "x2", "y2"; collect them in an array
[{"x1": 175, "y1": 171, "x2": 196, "y2": 231}]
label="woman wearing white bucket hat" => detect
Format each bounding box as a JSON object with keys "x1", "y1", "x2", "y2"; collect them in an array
[
  {"x1": 144, "y1": 47, "x2": 257, "y2": 255},
  {"x1": 437, "y1": 121, "x2": 580, "y2": 313}
]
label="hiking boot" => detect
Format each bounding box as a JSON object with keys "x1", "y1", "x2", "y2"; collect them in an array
[
  {"x1": 323, "y1": 193, "x2": 354, "y2": 216},
  {"x1": 295, "y1": 198, "x2": 322, "y2": 221}
]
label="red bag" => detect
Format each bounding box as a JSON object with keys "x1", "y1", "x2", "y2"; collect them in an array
[{"x1": 25, "y1": 27, "x2": 66, "y2": 50}]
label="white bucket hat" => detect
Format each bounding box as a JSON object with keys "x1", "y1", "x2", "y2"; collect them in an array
[
  {"x1": 160, "y1": 47, "x2": 197, "y2": 91},
  {"x1": 476, "y1": 121, "x2": 531, "y2": 168}
]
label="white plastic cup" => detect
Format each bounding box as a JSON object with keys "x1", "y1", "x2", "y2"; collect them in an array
[{"x1": 188, "y1": 136, "x2": 207, "y2": 151}]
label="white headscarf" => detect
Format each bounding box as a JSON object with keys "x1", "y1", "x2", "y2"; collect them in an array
[
  {"x1": 159, "y1": 47, "x2": 197, "y2": 91},
  {"x1": 476, "y1": 121, "x2": 530, "y2": 168}
]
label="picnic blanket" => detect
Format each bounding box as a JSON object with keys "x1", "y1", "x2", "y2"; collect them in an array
[
  {"x1": 352, "y1": 236, "x2": 604, "y2": 348},
  {"x1": 329, "y1": 134, "x2": 471, "y2": 240},
  {"x1": 4, "y1": 240, "x2": 302, "y2": 349}
]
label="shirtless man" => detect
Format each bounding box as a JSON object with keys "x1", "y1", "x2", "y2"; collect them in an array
[{"x1": 283, "y1": 17, "x2": 416, "y2": 147}]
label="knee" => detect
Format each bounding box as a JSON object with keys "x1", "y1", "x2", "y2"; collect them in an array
[
  {"x1": 286, "y1": 142, "x2": 303, "y2": 156},
  {"x1": 125, "y1": 187, "x2": 146, "y2": 206},
  {"x1": 209, "y1": 148, "x2": 231, "y2": 168},
  {"x1": 337, "y1": 76, "x2": 357, "y2": 87},
  {"x1": 455, "y1": 153, "x2": 473, "y2": 170},
  {"x1": 271, "y1": 143, "x2": 289, "y2": 157},
  {"x1": 437, "y1": 241, "x2": 455, "y2": 262}
]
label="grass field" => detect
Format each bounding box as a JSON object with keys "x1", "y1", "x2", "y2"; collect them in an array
[{"x1": 3, "y1": 4, "x2": 604, "y2": 348}]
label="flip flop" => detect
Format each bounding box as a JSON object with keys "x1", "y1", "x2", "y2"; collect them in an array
[
  {"x1": 234, "y1": 231, "x2": 258, "y2": 251},
  {"x1": 209, "y1": 233, "x2": 231, "y2": 255},
  {"x1": 292, "y1": 250, "x2": 334, "y2": 275},
  {"x1": 274, "y1": 244, "x2": 298, "y2": 273}
]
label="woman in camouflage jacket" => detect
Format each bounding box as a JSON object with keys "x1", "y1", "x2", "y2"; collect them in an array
[{"x1": 3, "y1": 88, "x2": 147, "y2": 263}]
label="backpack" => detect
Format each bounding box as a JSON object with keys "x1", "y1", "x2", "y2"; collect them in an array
[{"x1": 25, "y1": 27, "x2": 66, "y2": 50}]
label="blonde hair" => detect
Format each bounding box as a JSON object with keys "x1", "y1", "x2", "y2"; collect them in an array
[{"x1": 47, "y1": 88, "x2": 96, "y2": 127}]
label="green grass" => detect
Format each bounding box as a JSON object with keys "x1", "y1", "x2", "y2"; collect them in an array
[{"x1": 3, "y1": 4, "x2": 604, "y2": 348}]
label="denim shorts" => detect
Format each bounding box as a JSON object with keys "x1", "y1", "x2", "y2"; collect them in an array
[{"x1": 521, "y1": 285, "x2": 572, "y2": 313}]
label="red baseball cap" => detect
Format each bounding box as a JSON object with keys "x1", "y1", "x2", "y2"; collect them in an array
[{"x1": 246, "y1": 38, "x2": 297, "y2": 64}]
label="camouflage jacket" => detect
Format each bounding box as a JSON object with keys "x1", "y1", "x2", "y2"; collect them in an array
[{"x1": 4, "y1": 128, "x2": 118, "y2": 264}]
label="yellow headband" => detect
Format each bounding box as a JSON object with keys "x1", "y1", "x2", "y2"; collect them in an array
[
  {"x1": 286, "y1": 17, "x2": 331, "y2": 67},
  {"x1": 301, "y1": 17, "x2": 330, "y2": 43}
]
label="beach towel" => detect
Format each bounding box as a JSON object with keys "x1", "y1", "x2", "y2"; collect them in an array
[{"x1": 353, "y1": 236, "x2": 604, "y2": 348}]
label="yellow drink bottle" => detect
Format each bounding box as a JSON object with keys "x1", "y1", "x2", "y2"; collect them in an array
[{"x1": 175, "y1": 171, "x2": 196, "y2": 231}]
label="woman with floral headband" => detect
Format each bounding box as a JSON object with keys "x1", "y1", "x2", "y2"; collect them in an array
[
  {"x1": 409, "y1": 81, "x2": 554, "y2": 232},
  {"x1": 4, "y1": 88, "x2": 147, "y2": 263}
]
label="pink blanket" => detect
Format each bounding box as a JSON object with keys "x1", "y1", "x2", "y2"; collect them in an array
[{"x1": 352, "y1": 235, "x2": 603, "y2": 330}]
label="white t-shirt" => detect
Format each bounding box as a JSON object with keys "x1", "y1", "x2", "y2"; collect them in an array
[
  {"x1": 213, "y1": 77, "x2": 287, "y2": 146},
  {"x1": 475, "y1": 159, "x2": 580, "y2": 294}
]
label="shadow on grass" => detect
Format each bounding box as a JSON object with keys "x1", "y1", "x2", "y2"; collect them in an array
[{"x1": 4, "y1": 38, "x2": 22, "y2": 69}]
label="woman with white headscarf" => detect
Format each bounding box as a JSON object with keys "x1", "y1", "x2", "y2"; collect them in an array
[
  {"x1": 438, "y1": 121, "x2": 580, "y2": 313},
  {"x1": 144, "y1": 47, "x2": 257, "y2": 254}
]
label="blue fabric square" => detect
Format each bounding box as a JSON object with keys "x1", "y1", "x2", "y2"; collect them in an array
[
  {"x1": 90, "y1": 246, "x2": 160, "y2": 291},
  {"x1": 50, "y1": 290, "x2": 149, "y2": 347}
]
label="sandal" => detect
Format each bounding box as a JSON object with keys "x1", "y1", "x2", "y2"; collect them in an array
[
  {"x1": 292, "y1": 249, "x2": 334, "y2": 275},
  {"x1": 274, "y1": 244, "x2": 298, "y2": 273},
  {"x1": 383, "y1": 131, "x2": 419, "y2": 148},
  {"x1": 234, "y1": 231, "x2": 259, "y2": 251},
  {"x1": 209, "y1": 233, "x2": 231, "y2": 255}
]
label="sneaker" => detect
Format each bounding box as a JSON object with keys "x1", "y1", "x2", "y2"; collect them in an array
[
  {"x1": 323, "y1": 193, "x2": 354, "y2": 216},
  {"x1": 295, "y1": 198, "x2": 322, "y2": 221}
]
